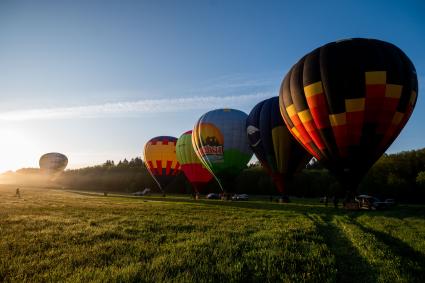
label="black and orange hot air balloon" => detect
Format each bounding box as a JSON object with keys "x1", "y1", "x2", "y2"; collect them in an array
[
  {"x1": 279, "y1": 38, "x2": 418, "y2": 200},
  {"x1": 246, "y1": 97, "x2": 311, "y2": 198},
  {"x1": 143, "y1": 136, "x2": 181, "y2": 193}
]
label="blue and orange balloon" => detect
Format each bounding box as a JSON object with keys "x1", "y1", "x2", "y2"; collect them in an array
[{"x1": 193, "y1": 108, "x2": 253, "y2": 191}]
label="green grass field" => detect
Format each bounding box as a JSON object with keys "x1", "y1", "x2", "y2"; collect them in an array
[{"x1": 1, "y1": 185, "x2": 424, "y2": 282}]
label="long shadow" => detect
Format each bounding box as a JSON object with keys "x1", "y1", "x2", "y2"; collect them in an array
[
  {"x1": 305, "y1": 213, "x2": 378, "y2": 283},
  {"x1": 353, "y1": 206, "x2": 425, "y2": 221},
  {"x1": 67, "y1": 190, "x2": 425, "y2": 221},
  {"x1": 353, "y1": 220, "x2": 425, "y2": 282},
  {"x1": 68, "y1": 190, "x2": 336, "y2": 214}
]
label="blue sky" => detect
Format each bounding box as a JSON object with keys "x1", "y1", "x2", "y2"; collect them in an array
[{"x1": 0, "y1": 0, "x2": 424, "y2": 172}]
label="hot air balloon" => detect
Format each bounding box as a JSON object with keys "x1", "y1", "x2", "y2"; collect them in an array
[
  {"x1": 39, "y1": 152, "x2": 68, "y2": 174},
  {"x1": 247, "y1": 97, "x2": 311, "y2": 198},
  {"x1": 193, "y1": 109, "x2": 253, "y2": 192},
  {"x1": 143, "y1": 136, "x2": 181, "y2": 193},
  {"x1": 279, "y1": 38, "x2": 418, "y2": 201},
  {"x1": 176, "y1": 130, "x2": 213, "y2": 194}
]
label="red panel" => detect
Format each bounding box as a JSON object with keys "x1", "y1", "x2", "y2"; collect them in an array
[
  {"x1": 377, "y1": 98, "x2": 400, "y2": 133},
  {"x1": 365, "y1": 85, "x2": 386, "y2": 123},
  {"x1": 290, "y1": 114, "x2": 312, "y2": 144},
  {"x1": 306, "y1": 142, "x2": 322, "y2": 160},
  {"x1": 332, "y1": 125, "x2": 348, "y2": 157},
  {"x1": 165, "y1": 160, "x2": 172, "y2": 175},
  {"x1": 147, "y1": 161, "x2": 155, "y2": 171},
  {"x1": 382, "y1": 97, "x2": 400, "y2": 110},
  {"x1": 310, "y1": 107, "x2": 329, "y2": 129},
  {"x1": 181, "y1": 164, "x2": 212, "y2": 183},
  {"x1": 397, "y1": 107, "x2": 412, "y2": 135},
  {"x1": 306, "y1": 93, "x2": 330, "y2": 129},
  {"x1": 378, "y1": 124, "x2": 398, "y2": 154},
  {"x1": 378, "y1": 105, "x2": 411, "y2": 153},
  {"x1": 304, "y1": 120, "x2": 325, "y2": 150},
  {"x1": 173, "y1": 162, "x2": 181, "y2": 175},
  {"x1": 303, "y1": 120, "x2": 316, "y2": 132},
  {"x1": 288, "y1": 127, "x2": 317, "y2": 158},
  {"x1": 366, "y1": 85, "x2": 386, "y2": 98},
  {"x1": 156, "y1": 160, "x2": 162, "y2": 176},
  {"x1": 346, "y1": 111, "x2": 364, "y2": 146}
]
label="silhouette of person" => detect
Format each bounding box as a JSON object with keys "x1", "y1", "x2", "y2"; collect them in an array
[{"x1": 333, "y1": 196, "x2": 338, "y2": 208}]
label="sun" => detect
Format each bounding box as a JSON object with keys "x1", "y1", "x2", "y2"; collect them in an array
[{"x1": 0, "y1": 125, "x2": 42, "y2": 173}]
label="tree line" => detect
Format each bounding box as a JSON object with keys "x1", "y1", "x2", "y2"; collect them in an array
[{"x1": 2, "y1": 148, "x2": 425, "y2": 203}]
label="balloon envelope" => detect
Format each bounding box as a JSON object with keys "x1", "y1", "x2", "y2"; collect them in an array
[
  {"x1": 247, "y1": 97, "x2": 311, "y2": 194},
  {"x1": 39, "y1": 152, "x2": 68, "y2": 173},
  {"x1": 143, "y1": 136, "x2": 181, "y2": 191},
  {"x1": 279, "y1": 38, "x2": 418, "y2": 190},
  {"x1": 193, "y1": 108, "x2": 253, "y2": 191},
  {"x1": 176, "y1": 130, "x2": 213, "y2": 193}
]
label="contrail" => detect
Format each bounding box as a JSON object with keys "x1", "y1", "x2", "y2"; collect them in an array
[{"x1": 0, "y1": 93, "x2": 273, "y2": 121}]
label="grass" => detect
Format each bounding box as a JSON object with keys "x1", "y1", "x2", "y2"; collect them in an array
[{"x1": 0, "y1": 185, "x2": 424, "y2": 282}]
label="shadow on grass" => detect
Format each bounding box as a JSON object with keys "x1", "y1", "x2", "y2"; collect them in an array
[
  {"x1": 67, "y1": 190, "x2": 425, "y2": 220},
  {"x1": 353, "y1": 220, "x2": 425, "y2": 282},
  {"x1": 129, "y1": 195, "x2": 340, "y2": 213},
  {"x1": 352, "y1": 206, "x2": 425, "y2": 221},
  {"x1": 305, "y1": 213, "x2": 377, "y2": 283}
]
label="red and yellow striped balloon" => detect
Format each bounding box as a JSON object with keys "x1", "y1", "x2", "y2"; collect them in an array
[{"x1": 143, "y1": 136, "x2": 181, "y2": 191}]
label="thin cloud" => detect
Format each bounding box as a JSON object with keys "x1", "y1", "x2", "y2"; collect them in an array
[
  {"x1": 0, "y1": 93, "x2": 274, "y2": 121},
  {"x1": 195, "y1": 73, "x2": 279, "y2": 95}
]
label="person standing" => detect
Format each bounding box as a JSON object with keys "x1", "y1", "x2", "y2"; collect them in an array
[{"x1": 333, "y1": 196, "x2": 338, "y2": 208}]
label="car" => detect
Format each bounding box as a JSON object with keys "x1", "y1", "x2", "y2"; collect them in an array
[
  {"x1": 206, "y1": 193, "x2": 220, "y2": 199},
  {"x1": 232, "y1": 194, "x2": 249, "y2": 201},
  {"x1": 355, "y1": 195, "x2": 388, "y2": 210}
]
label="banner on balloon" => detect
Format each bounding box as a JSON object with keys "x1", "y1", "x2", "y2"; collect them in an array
[{"x1": 195, "y1": 123, "x2": 224, "y2": 163}]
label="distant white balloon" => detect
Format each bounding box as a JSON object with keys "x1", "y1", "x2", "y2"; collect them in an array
[{"x1": 39, "y1": 152, "x2": 68, "y2": 173}]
